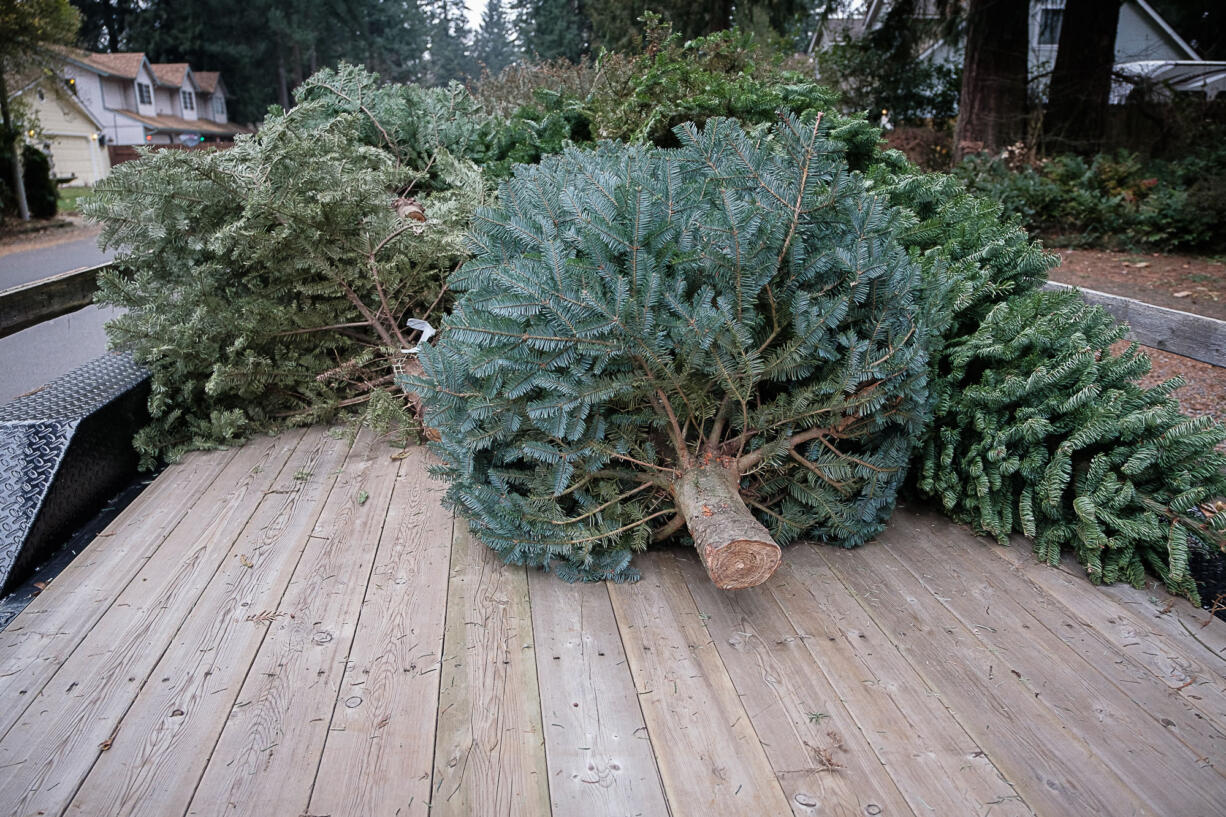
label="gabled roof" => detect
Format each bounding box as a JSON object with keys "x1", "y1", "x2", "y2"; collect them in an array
[
  {"x1": 1133, "y1": 0, "x2": 1200, "y2": 60},
  {"x1": 151, "y1": 62, "x2": 192, "y2": 89},
  {"x1": 72, "y1": 50, "x2": 152, "y2": 80},
  {"x1": 193, "y1": 71, "x2": 221, "y2": 94},
  {"x1": 114, "y1": 108, "x2": 253, "y2": 136}
]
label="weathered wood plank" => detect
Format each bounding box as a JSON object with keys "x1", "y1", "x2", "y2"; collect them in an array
[
  {"x1": 0, "y1": 263, "x2": 110, "y2": 339},
  {"x1": 607, "y1": 550, "x2": 793, "y2": 817},
  {"x1": 883, "y1": 517, "x2": 1226, "y2": 803},
  {"x1": 308, "y1": 447, "x2": 454, "y2": 817},
  {"x1": 777, "y1": 546, "x2": 1033, "y2": 817},
  {"x1": 932, "y1": 513, "x2": 1226, "y2": 741},
  {"x1": 185, "y1": 430, "x2": 398, "y2": 817},
  {"x1": 1043, "y1": 280, "x2": 1226, "y2": 367},
  {"x1": 0, "y1": 446, "x2": 237, "y2": 735},
  {"x1": 817, "y1": 542, "x2": 1157, "y2": 816},
  {"x1": 64, "y1": 427, "x2": 351, "y2": 817},
  {"x1": 1067, "y1": 567, "x2": 1226, "y2": 671},
  {"x1": 0, "y1": 430, "x2": 304, "y2": 817},
  {"x1": 431, "y1": 522, "x2": 550, "y2": 817},
  {"x1": 529, "y1": 569, "x2": 669, "y2": 817},
  {"x1": 678, "y1": 551, "x2": 917, "y2": 817}
]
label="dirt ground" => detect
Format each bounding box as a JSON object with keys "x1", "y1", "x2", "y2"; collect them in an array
[
  {"x1": 1048, "y1": 248, "x2": 1226, "y2": 433},
  {"x1": 1050, "y1": 248, "x2": 1226, "y2": 321}
]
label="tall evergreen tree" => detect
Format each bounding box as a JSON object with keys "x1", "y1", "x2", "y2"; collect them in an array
[
  {"x1": 953, "y1": 0, "x2": 1029, "y2": 159},
  {"x1": 472, "y1": 0, "x2": 517, "y2": 76},
  {"x1": 1045, "y1": 0, "x2": 1122, "y2": 154},
  {"x1": 70, "y1": 0, "x2": 138, "y2": 50},
  {"x1": 515, "y1": 0, "x2": 588, "y2": 62},
  {"x1": 424, "y1": 0, "x2": 469, "y2": 84}
]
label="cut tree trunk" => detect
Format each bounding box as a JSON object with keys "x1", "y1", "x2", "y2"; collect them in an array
[{"x1": 671, "y1": 463, "x2": 781, "y2": 590}]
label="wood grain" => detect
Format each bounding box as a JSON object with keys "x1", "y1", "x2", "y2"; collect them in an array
[
  {"x1": 431, "y1": 521, "x2": 550, "y2": 817},
  {"x1": 1043, "y1": 280, "x2": 1226, "y2": 367},
  {"x1": 0, "y1": 263, "x2": 111, "y2": 339},
  {"x1": 308, "y1": 446, "x2": 454, "y2": 817},
  {"x1": 529, "y1": 569, "x2": 669, "y2": 817},
  {"x1": 64, "y1": 427, "x2": 351, "y2": 817},
  {"x1": 0, "y1": 431, "x2": 303, "y2": 817},
  {"x1": 880, "y1": 520, "x2": 1226, "y2": 809},
  {"x1": 185, "y1": 430, "x2": 399, "y2": 817},
  {"x1": 912, "y1": 510, "x2": 1226, "y2": 746},
  {"x1": 776, "y1": 546, "x2": 1032, "y2": 817},
  {"x1": 0, "y1": 446, "x2": 237, "y2": 735},
  {"x1": 819, "y1": 541, "x2": 1158, "y2": 816},
  {"x1": 607, "y1": 550, "x2": 793, "y2": 817},
  {"x1": 678, "y1": 551, "x2": 917, "y2": 817}
]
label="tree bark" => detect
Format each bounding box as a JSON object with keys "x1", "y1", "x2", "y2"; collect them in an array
[
  {"x1": 671, "y1": 463, "x2": 781, "y2": 589},
  {"x1": 953, "y1": 0, "x2": 1031, "y2": 161},
  {"x1": 1045, "y1": 0, "x2": 1122, "y2": 154},
  {"x1": 0, "y1": 71, "x2": 30, "y2": 221}
]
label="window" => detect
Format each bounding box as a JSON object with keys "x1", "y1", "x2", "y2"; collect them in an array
[
  {"x1": 136, "y1": 81, "x2": 152, "y2": 105},
  {"x1": 1039, "y1": 9, "x2": 1064, "y2": 45},
  {"x1": 212, "y1": 95, "x2": 226, "y2": 119},
  {"x1": 181, "y1": 90, "x2": 195, "y2": 111}
]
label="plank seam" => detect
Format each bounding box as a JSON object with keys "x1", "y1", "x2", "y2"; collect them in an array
[
  {"x1": 49, "y1": 430, "x2": 314, "y2": 817},
  {"x1": 425, "y1": 506, "x2": 458, "y2": 813},
  {"x1": 673, "y1": 552, "x2": 801, "y2": 813},
  {"x1": 303, "y1": 447, "x2": 403, "y2": 809},
  {"x1": 603, "y1": 579, "x2": 675, "y2": 817},
  {"x1": 811, "y1": 546, "x2": 1038, "y2": 815},
  {"x1": 0, "y1": 446, "x2": 241, "y2": 743},
  {"x1": 169, "y1": 429, "x2": 348, "y2": 817}
]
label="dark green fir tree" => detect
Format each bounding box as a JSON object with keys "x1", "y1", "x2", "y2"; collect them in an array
[
  {"x1": 472, "y1": 0, "x2": 518, "y2": 76},
  {"x1": 410, "y1": 115, "x2": 933, "y2": 587}
]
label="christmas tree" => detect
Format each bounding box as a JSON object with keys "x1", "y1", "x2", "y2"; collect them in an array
[
  {"x1": 917, "y1": 288, "x2": 1226, "y2": 600},
  {"x1": 411, "y1": 115, "x2": 933, "y2": 587}
]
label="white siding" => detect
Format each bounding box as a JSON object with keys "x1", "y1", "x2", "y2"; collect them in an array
[
  {"x1": 154, "y1": 86, "x2": 175, "y2": 116},
  {"x1": 1115, "y1": 3, "x2": 1189, "y2": 62},
  {"x1": 133, "y1": 64, "x2": 157, "y2": 117}
]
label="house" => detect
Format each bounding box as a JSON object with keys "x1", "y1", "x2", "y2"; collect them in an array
[
  {"x1": 8, "y1": 74, "x2": 111, "y2": 187},
  {"x1": 54, "y1": 49, "x2": 249, "y2": 149},
  {"x1": 817, "y1": 0, "x2": 1226, "y2": 101}
]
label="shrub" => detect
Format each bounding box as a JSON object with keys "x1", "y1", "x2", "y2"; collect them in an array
[
  {"x1": 954, "y1": 147, "x2": 1226, "y2": 251},
  {"x1": 22, "y1": 145, "x2": 58, "y2": 219}
]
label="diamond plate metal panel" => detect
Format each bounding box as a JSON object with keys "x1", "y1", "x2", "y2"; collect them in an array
[{"x1": 0, "y1": 352, "x2": 149, "y2": 594}]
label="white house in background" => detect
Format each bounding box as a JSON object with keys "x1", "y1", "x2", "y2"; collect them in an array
[
  {"x1": 55, "y1": 49, "x2": 249, "y2": 148},
  {"x1": 821, "y1": 0, "x2": 1226, "y2": 101},
  {"x1": 7, "y1": 75, "x2": 111, "y2": 186}
]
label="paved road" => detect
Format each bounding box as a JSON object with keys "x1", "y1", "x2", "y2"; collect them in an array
[
  {"x1": 1, "y1": 234, "x2": 120, "y2": 404},
  {"x1": 0, "y1": 235, "x2": 114, "y2": 290}
]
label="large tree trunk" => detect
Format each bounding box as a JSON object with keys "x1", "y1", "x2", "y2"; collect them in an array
[
  {"x1": 1045, "y1": 0, "x2": 1122, "y2": 154},
  {"x1": 0, "y1": 71, "x2": 30, "y2": 221},
  {"x1": 671, "y1": 463, "x2": 781, "y2": 589},
  {"x1": 953, "y1": 0, "x2": 1030, "y2": 161}
]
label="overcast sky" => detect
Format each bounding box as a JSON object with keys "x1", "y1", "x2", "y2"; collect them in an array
[{"x1": 465, "y1": 0, "x2": 487, "y2": 29}]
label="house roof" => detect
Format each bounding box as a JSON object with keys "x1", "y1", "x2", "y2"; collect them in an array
[
  {"x1": 1133, "y1": 0, "x2": 1200, "y2": 60},
  {"x1": 74, "y1": 51, "x2": 151, "y2": 80},
  {"x1": 193, "y1": 71, "x2": 221, "y2": 94},
  {"x1": 117, "y1": 108, "x2": 252, "y2": 136},
  {"x1": 151, "y1": 63, "x2": 191, "y2": 88}
]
